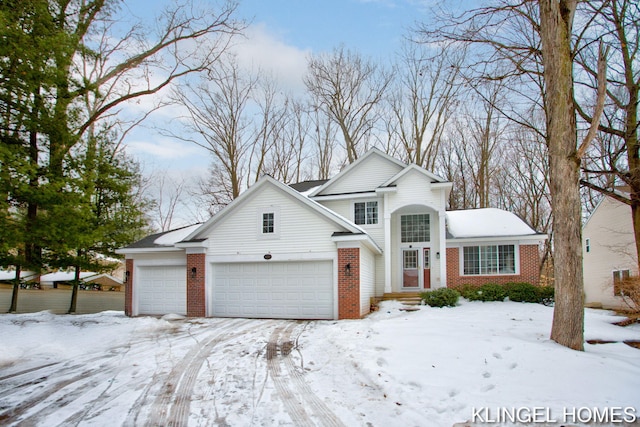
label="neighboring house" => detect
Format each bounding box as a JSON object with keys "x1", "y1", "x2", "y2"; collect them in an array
[
  {"x1": 39, "y1": 271, "x2": 125, "y2": 291},
  {"x1": 583, "y1": 191, "x2": 637, "y2": 310},
  {"x1": 118, "y1": 148, "x2": 547, "y2": 320}
]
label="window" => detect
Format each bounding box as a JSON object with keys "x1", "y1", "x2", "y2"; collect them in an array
[
  {"x1": 463, "y1": 244, "x2": 516, "y2": 275},
  {"x1": 262, "y1": 212, "x2": 274, "y2": 234},
  {"x1": 401, "y1": 214, "x2": 430, "y2": 243},
  {"x1": 613, "y1": 269, "x2": 630, "y2": 296},
  {"x1": 354, "y1": 201, "x2": 378, "y2": 225},
  {"x1": 403, "y1": 250, "x2": 418, "y2": 269},
  {"x1": 585, "y1": 238, "x2": 590, "y2": 253}
]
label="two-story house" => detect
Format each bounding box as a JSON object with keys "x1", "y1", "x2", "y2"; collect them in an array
[{"x1": 118, "y1": 149, "x2": 546, "y2": 319}]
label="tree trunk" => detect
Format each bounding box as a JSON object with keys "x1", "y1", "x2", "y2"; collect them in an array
[
  {"x1": 539, "y1": 0, "x2": 584, "y2": 351},
  {"x1": 8, "y1": 265, "x2": 21, "y2": 313},
  {"x1": 68, "y1": 265, "x2": 80, "y2": 314}
]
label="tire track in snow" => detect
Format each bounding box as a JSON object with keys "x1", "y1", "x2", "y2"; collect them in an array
[
  {"x1": 280, "y1": 323, "x2": 346, "y2": 427},
  {"x1": 0, "y1": 368, "x2": 104, "y2": 425},
  {"x1": 142, "y1": 318, "x2": 257, "y2": 427},
  {"x1": 267, "y1": 322, "x2": 346, "y2": 427},
  {"x1": 267, "y1": 323, "x2": 315, "y2": 427}
]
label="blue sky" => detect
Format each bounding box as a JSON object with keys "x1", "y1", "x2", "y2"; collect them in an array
[
  {"x1": 120, "y1": 0, "x2": 450, "y2": 225},
  {"x1": 123, "y1": 0, "x2": 437, "y2": 170}
]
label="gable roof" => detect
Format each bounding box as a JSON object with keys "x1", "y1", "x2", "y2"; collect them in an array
[
  {"x1": 309, "y1": 148, "x2": 406, "y2": 197},
  {"x1": 186, "y1": 175, "x2": 371, "y2": 241},
  {"x1": 380, "y1": 163, "x2": 449, "y2": 187}
]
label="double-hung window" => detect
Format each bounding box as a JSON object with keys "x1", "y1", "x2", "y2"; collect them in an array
[
  {"x1": 258, "y1": 207, "x2": 280, "y2": 239},
  {"x1": 354, "y1": 201, "x2": 378, "y2": 225},
  {"x1": 463, "y1": 244, "x2": 516, "y2": 275},
  {"x1": 262, "y1": 212, "x2": 274, "y2": 234}
]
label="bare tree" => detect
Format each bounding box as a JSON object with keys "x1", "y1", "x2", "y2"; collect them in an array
[
  {"x1": 388, "y1": 43, "x2": 463, "y2": 169},
  {"x1": 308, "y1": 106, "x2": 338, "y2": 180},
  {"x1": 171, "y1": 58, "x2": 255, "y2": 207},
  {"x1": 265, "y1": 98, "x2": 311, "y2": 183},
  {"x1": 539, "y1": 0, "x2": 609, "y2": 350},
  {"x1": 575, "y1": 0, "x2": 640, "y2": 269},
  {"x1": 305, "y1": 46, "x2": 392, "y2": 163},
  {"x1": 148, "y1": 171, "x2": 188, "y2": 232},
  {"x1": 420, "y1": 0, "x2": 608, "y2": 350}
]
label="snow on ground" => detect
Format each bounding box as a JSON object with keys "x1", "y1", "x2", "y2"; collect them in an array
[{"x1": 0, "y1": 301, "x2": 639, "y2": 427}]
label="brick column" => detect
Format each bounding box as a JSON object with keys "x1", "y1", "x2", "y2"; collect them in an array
[
  {"x1": 125, "y1": 259, "x2": 134, "y2": 316},
  {"x1": 338, "y1": 247, "x2": 360, "y2": 319},
  {"x1": 186, "y1": 253, "x2": 206, "y2": 317}
]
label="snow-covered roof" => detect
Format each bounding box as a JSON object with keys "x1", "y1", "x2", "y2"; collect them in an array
[
  {"x1": 446, "y1": 208, "x2": 539, "y2": 238},
  {"x1": 40, "y1": 271, "x2": 98, "y2": 282},
  {"x1": 0, "y1": 270, "x2": 38, "y2": 281},
  {"x1": 154, "y1": 224, "x2": 202, "y2": 245}
]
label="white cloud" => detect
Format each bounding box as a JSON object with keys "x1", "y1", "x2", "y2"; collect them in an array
[{"x1": 231, "y1": 23, "x2": 311, "y2": 95}]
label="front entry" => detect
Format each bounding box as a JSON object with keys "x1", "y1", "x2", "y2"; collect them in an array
[
  {"x1": 402, "y1": 248, "x2": 431, "y2": 289},
  {"x1": 402, "y1": 249, "x2": 419, "y2": 288}
]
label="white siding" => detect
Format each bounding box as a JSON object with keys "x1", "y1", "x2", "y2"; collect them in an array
[
  {"x1": 374, "y1": 254, "x2": 385, "y2": 295},
  {"x1": 386, "y1": 169, "x2": 447, "y2": 213},
  {"x1": 206, "y1": 185, "x2": 345, "y2": 257},
  {"x1": 583, "y1": 197, "x2": 637, "y2": 309},
  {"x1": 360, "y1": 246, "x2": 376, "y2": 315},
  {"x1": 318, "y1": 154, "x2": 403, "y2": 195},
  {"x1": 320, "y1": 198, "x2": 385, "y2": 248},
  {"x1": 385, "y1": 170, "x2": 447, "y2": 291}
]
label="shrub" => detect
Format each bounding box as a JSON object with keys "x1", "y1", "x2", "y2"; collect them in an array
[
  {"x1": 473, "y1": 283, "x2": 507, "y2": 302},
  {"x1": 420, "y1": 288, "x2": 460, "y2": 307},
  {"x1": 536, "y1": 286, "x2": 555, "y2": 306},
  {"x1": 456, "y1": 284, "x2": 480, "y2": 300},
  {"x1": 505, "y1": 282, "x2": 539, "y2": 303}
]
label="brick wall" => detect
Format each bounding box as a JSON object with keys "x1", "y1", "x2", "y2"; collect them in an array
[
  {"x1": 125, "y1": 259, "x2": 133, "y2": 316},
  {"x1": 186, "y1": 253, "x2": 206, "y2": 317},
  {"x1": 446, "y1": 244, "x2": 541, "y2": 287},
  {"x1": 338, "y1": 248, "x2": 360, "y2": 319}
]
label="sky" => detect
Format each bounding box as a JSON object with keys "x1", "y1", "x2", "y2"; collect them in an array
[
  {"x1": 117, "y1": 0, "x2": 453, "y2": 227},
  {"x1": 123, "y1": 0, "x2": 434, "y2": 166}
]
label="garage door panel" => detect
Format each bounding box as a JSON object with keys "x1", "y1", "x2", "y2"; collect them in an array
[
  {"x1": 212, "y1": 261, "x2": 333, "y2": 320},
  {"x1": 137, "y1": 265, "x2": 186, "y2": 315}
]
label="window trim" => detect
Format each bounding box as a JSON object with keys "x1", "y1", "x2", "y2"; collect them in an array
[
  {"x1": 257, "y1": 207, "x2": 280, "y2": 240},
  {"x1": 460, "y1": 243, "x2": 519, "y2": 276},
  {"x1": 352, "y1": 199, "x2": 381, "y2": 227}
]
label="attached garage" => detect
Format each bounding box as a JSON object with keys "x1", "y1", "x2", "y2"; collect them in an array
[
  {"x1": 136, "y1": 265, "x2": 187, "y2": 315},
  {"x1": 210, "y1": 260, "x2": 334, "y2": 319}
]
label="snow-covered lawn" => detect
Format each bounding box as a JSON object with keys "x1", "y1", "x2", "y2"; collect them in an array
[{"x1": 0, "y1": 300, "x2": 639, "y2": 427}]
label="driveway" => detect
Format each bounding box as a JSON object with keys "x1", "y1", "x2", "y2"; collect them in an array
[{"x1": 0, "y1": 317, "x2": 346, "y2": 427}]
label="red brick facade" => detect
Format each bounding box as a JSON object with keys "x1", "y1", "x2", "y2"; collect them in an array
[
  {"x1": 186, "y1": 253, "x2": 206, "y2": 317},
  {"x1": 338, "y1": 247, "x2": 360, "y2": 319},
  {"x1": 125, "y1": 259, "x2": 133, "y2": 316},
  {"x1": 446, "y1": 244, "x2": 541, "y2": 287}
]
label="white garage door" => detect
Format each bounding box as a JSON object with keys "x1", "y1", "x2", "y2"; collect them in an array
[
  {"x1": 137, "y1": 265, "x2": 187, "y2": 315},
  {"x1": 211, "y1": 261, "x2": 334, "y2": 319}
]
